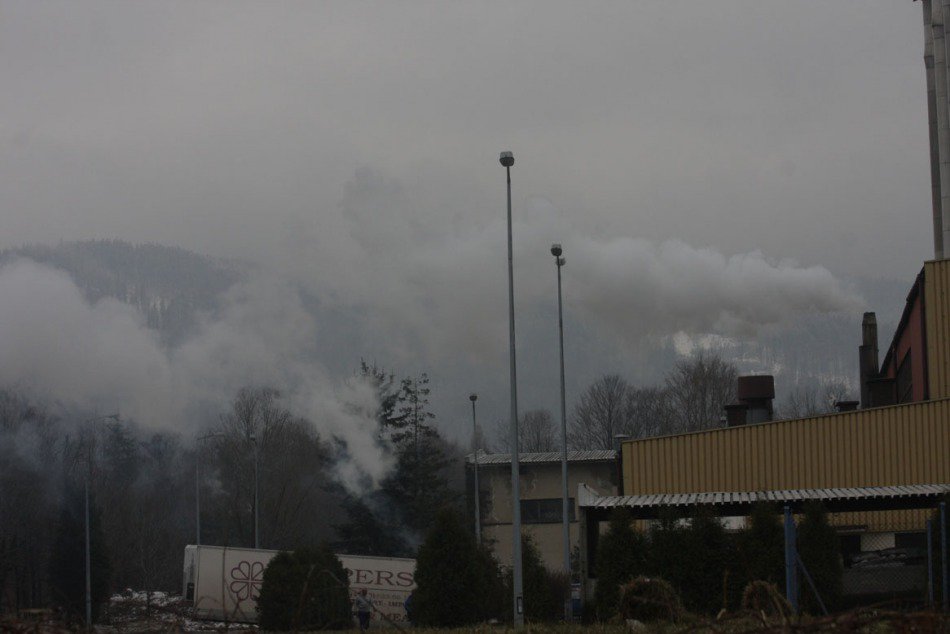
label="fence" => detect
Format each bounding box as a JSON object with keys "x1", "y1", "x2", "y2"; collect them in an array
[{"x1": 783, "y1": 501, "x2": 948, "y2": 613}]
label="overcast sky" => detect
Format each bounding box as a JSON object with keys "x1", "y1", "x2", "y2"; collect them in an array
[{"x1": 0, "y1": 1, "x2": 935, "y2": 441}]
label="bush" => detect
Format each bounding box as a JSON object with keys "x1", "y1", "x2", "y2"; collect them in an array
[
  {"x1": 520, "y1": 533, "x2": 568, "y2": 623},
  {"x1": 413, "y1": 508, "x2": 504, "y2": 627},
  {"x1": 256, "y1": 546, "x2": 350, "y2": 631},
  {"x1": 618, "y1": 576, "x2": 682, "y2": 623},
  {"x1": 594, "y1": 508, "x2": 646, "y2": 620},
  {"x1": 797, "y1": 502, "x2": 842, "y2": 614}
]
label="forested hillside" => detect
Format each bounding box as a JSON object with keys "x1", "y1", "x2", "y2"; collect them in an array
[{"x1": 0, "y1": 240, "x2": 242, "y2": 344}]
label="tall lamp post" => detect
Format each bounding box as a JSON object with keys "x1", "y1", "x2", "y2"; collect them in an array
[
  {"x1": 469, "y1": 393, "x2": 481, "y2": 544},
  {"x1": 500, "y1": 150, "x2": 524, "y2": 626},
  {"x1": 84, "y1": 413, "x2": 119, "y2": 630},
  {"x1": 249, "y1": 432, "x2": 260, "y2": 549},
  {"x1": 551, "y1": 243, "x2": 571, "y2": 620},
  {"x1": 195, "y1": 432, "x2": 223, "y2": 546}
]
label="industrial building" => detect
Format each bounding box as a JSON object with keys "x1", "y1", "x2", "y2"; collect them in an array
[
  {"x1": 577, "y1": 258, "x2": 950, "y2": 602},
  {"x1": 477, "y1": 2, "x2": 950, "y2": 606},
  {"x1": 466, "y1": 450, "x2": 617, "y2": 572}
]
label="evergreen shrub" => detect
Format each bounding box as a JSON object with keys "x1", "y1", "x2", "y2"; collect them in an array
[
  {"x1": 413, "y1": 508, "x2": 503, "y2": 627},
  {"x1": 520, "y1": 533, "x2": 567, "y2": 623},
  {"x1": 594, "y1": 508, "x2": 646, "y2": 620},
  {"x1": 257, "y1": 546, "x2": 351, "y2": 631},
  {"x1": 736, "y1": 503, "x2": 785, "y2": 590},
  {"x1": 797, "y1": 502, "x2": 843, "y2": 614},
  {"x1": 645, "y1": 511, "x2": 735, "y2": 615}
]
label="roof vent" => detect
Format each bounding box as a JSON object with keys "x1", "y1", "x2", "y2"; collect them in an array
[{"x1": 725, "y1": 375, "x2": 775, "y2": 425}]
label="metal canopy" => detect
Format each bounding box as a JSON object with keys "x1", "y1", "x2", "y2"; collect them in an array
[
  {"x1": 579, "y1": 483, "x2": 950, "y2": 520},
  {"x1": 466, "y1": 449, "x2": 616, "y2": 466}
]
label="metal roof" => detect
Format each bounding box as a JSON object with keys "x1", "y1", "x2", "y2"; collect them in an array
[
  {"x1": 579, "y1": 483, "x2": 950, "y2": 519},
  {"x1": 466, "y1": 449, "x2": 616, "y2": 466}
]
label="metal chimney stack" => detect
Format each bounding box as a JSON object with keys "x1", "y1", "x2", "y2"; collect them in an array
[
  {"x1": 859, "y1": 312, "x2": 879, "y2": 408},
  {"x1": 923, "y1": 0, "x2": 950, "y2": 259},
  {"x1": 925, "y1": 0, "x2": 945, "y2": 259}
]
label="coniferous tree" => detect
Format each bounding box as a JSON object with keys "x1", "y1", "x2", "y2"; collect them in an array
[
  {"x1": 594, "y1": 508, "x2": 646, "y2": 620},
  {"x1": 360, "y1": 360, "x2": 403, "y2": 429},
  {"x1": 645, "y1": 512, "x2": 684, "y2": 589},
  {"x1": 413, "y1": 508, "x2": 502, "y2": 627},
  {"x1": 676, "y1": 512, "x2": 733, "y2": 614},
  {"x1": 797, "y1": 502, "x2": 842, "y2": 614},
  {"x1": 337, "y1": 367, "x2": 456, "y2": 555},
  {"x1": 333, "y1": 495, "x2": 408, "y2": 557},
  {"x1": 382, "y1": 374, "x2": 454, "y2": 536},
  {"x1": 737, "y1": 504, "x2": 785, "y2": 588},
  {"x1": 645, "y1": 512, "x2": 736, "y2": 614},
  {"x1": 48, "y1": 487, "x2": 111, "y2": 623},
  {"x1": 518, "y1": 533, "x2": 566, "y2": 623}
]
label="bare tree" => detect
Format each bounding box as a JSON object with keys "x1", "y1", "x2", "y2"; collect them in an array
[
  {"x1": 492, "y1": 409, "x2": 559, "y2": 453},
  {"x1": 212, "y1": 386, "x2": 334, "y2": 549},
  {"x1": 664, "y1": 353, "x2": 737, "y2": 432},
  {"x1": 624, "y1": 386, "x2": 677, "y2": 439},
  {"x1": 520, "y1": 409, "x2": 558, "y2": 452},
  {"x1": 568, "y1": 375, "x2": 631, "y2": 450},
  {"x1": 779, "y1": 379, "x2": 855, "y2": 419}
]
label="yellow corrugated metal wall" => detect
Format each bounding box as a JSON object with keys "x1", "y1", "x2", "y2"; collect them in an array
[
  {"x1": 926, "y1": 259, "x2": 950, "y2": 399},
  {"x1": 622, "y1": 399, "x2": 950, "y2": 531}
]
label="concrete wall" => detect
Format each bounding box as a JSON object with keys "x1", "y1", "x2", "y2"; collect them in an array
[{"x1": 479, "y1": 460, "x2": 617, "y2": 571}]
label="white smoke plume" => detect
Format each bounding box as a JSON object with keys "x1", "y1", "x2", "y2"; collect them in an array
[
  {"x1": 265, "y1": 169, "x2": 863, "y2": 370},
  {"x1": 567, "y1": 237, "x2": 864, "y2": 338},
  {"x1": 0, "y1": 258, "x2": 390, "y2": 492}
]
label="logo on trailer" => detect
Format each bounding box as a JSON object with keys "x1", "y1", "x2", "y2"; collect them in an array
[{"x1": 229, "y1": 560, "x2": 265, "y2": 601}]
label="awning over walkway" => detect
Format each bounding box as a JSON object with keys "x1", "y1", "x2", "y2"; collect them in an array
[{"x1": 578, "y1": 483, "x2": 950, "y2": 520}]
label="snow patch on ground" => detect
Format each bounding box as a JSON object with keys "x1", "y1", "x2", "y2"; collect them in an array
[{"x1": 104, "y1": 589, "x2": 256, "y2": 632}]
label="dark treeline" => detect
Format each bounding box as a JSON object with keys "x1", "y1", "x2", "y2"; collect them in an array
[{"x1": 0, "y1": 362, "x2": 466, "y2": 619}]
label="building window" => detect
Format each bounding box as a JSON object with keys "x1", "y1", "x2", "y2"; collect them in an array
[
  {"x1": 521, "y1": 498, "x2": 575, "y2": 524},
  {"x1": 896, "y1": 351, "x2": 912, "y2": 403}
]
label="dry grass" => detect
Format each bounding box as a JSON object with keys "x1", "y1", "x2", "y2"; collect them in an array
[{"x1": 2, "y1": 602, "x2": 947, "y2": 633}]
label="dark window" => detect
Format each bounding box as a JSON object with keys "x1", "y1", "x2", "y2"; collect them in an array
[
  {"x1": 896, "y1": 351, "x2": 913, "y2": 403},
  {"x1": 521, "y1": 498, "x2": 575, "y2": 524},
  {"x1": 839, "y1": 534, "x2": 861, "y2": 567}
]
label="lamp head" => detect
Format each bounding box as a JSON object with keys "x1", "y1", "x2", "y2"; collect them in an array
[
  {"x1": 469, "y1": 393, "x2": 477, "y2": 402},
  {"x1": 550, "y1": 243, "x2": 562, "y2": 258},
  {"x1": 499, "y1": 151, "x2": 514, "y2": 167}
]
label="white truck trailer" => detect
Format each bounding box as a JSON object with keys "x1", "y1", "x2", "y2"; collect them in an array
[{"x1": 182, "y1": 545, "x2": 415, "y2": 625}]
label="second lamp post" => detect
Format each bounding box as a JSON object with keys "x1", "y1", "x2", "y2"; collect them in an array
[
  {"x1": 499, "y1": 150, "x2": 524, "y2": 626},
  {"x1": 552, "y1": 243, "x2": 571, "y2": 619}
]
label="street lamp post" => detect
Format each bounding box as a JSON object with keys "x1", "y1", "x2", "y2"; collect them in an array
[
  {"x1": 195, "y1": 432, "x2": 223, "y2": 546},
  {"x1": 469, "y1": 393, "x2": 481, "y2": 545},
  {"x1": 249, "y1": 432, "x2": 260, "y2": 549},
  {"x1": 551, "y1": 243, "x2": 571, "y2": 620},
  {"x1": 84, "y1": 413, "x2": 119, "y2": 630},
  {"x1": 499, "y1": 150, "x2": 524, "y2": 626}
]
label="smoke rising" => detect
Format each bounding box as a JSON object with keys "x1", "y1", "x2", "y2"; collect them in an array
[
  {"x1": 568, "y1": 238, "x2": 864, "y2": 338},
  {"x1": 0, "y1": 258, "x2": 390, "y2": 492},
  {"x1": 265, "y1": 169, "x2": 862, "y2": 370}
]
